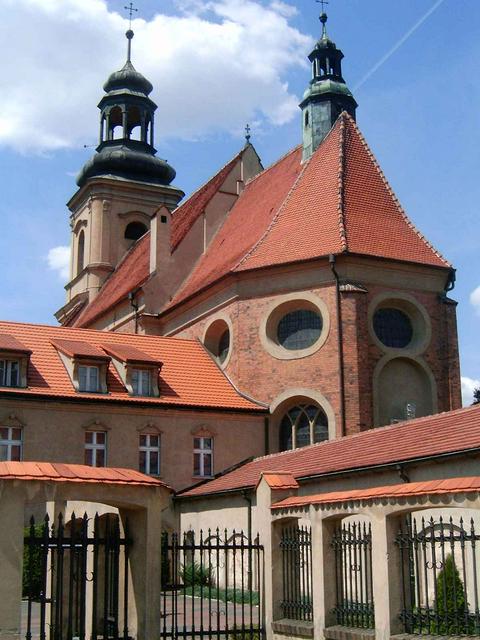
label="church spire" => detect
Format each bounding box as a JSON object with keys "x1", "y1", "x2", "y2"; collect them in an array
[{"x1": 300, "y1": 7, "x2": 357, "y2": 162}]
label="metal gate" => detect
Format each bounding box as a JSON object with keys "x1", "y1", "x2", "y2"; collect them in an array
[
  {"x1": 161, "y1": 529, "x2": 265, "y2": 639},
  {"x1": 23, "y1": 512, "x2": 131, "y2": 640}
]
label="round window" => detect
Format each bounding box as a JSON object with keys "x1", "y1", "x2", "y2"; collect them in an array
[
  {"x1": 373, "y1": 308, "x2": 413, "y2": 349},
  {"x1": 218, "y1": 329, "x2": 230, "y2": 364},
  {"x1": 277, "y1": 310, "x2": 322, "y2": 351}
]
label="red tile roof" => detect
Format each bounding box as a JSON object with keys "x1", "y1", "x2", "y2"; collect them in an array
[
  {"x1": 259, "y1": 472, "x2": 299, "y2": 490},
  {"x1": 171, "y1": 115, "x2": 448, "y2": 308},
  {"x1": 0, "y1": 334, "x2": 32, "y2": 354},
  {"x1": 179, "y1": 404, "x2": 480, "y2": 497},
  {"x1": 170, "y1": 151, "x2": 243, "y2": 251},
  {"x1": 0, "y1": 321, "x2": 265, "y2": 412},
  {"x1": 52, "y1": 339, "x2": 110, "y2": 361},
  {"x1": 102, "y1": 343, "x2": 162, "y2": 366},
  {"x1": 74, "y1": 232, "x2": 150, "y2": 328},
  {"x1": 0, "y1": 461, "x2": 170, "y2": 488},
  {"x1": 272, "y1": 477, "x2": 480, "y2": 510}
]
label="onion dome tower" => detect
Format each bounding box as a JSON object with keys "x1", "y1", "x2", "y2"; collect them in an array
[
  {"x1": 300, "y1": 11, "x2": 357, "y2": 162},
  {"x1": 77, "y1": 29, "x2": 176, "y2": 187}
]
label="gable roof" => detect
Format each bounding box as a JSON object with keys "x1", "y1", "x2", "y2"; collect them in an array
[
  {"x1": 178, "y1": 404, "x2": 480, "y2": 497},
  {"x1": 74, "y1": 149, "x2": 246, "y2": 329},
  {"x1": 0, "y1": 321, "x2": 265, "y2": 413},
  {"x1": 169, "y1": 114, "x2": 448, "y2": 309}
]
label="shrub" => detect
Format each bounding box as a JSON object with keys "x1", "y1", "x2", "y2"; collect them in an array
[
  {"x1": 22, "y1": 524, "x2": 44, "y2": 600},
  {"x1": 434, "y1": 554, "x2": 470, "y2": 634},
  {"x1": 181, "y1": 562, "x2": 212, "y2": 587}
]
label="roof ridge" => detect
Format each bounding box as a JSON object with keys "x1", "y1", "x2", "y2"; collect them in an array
[
  {"x1": 243, "y1": 145, "x2": 302, "y2": 189},
  {"x1": 345, "y1": 113, "x2": 450, "y2": 267},
  {"x1": 337, "y1": 113, "x2": 348, "y2": 252},
  {"x1": 249, "y1": 404, "x2": 480, "y2": 464}
]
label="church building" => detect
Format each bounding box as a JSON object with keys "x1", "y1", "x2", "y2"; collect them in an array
[{"x1": 0, "y1": 11, "x2": 462, "y2": 489}]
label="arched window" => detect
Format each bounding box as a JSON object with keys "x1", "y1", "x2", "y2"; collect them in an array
[
  {"x1": 77, "y1": 230, "x2": 85, "y2": 275},
  {"x1": 279, "y1": 404, "x2": 328, "y2": 452},
  {"x1": 125, "y1": 221, "x2": 148, "y2": 242},
  {"x1": 109, "y1": 106, "x2": 123, "y2": 140}
]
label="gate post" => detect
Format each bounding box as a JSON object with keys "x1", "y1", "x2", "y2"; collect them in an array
[
  {"x1": 119, "y1": 489, "x2": 165, "y2": 640},
  {"x1": 0, "y1": 483, "x2": 26, "y2": 640},
  {"x1": 311, "y1": 508, "x2": 337, "y2": 639}
]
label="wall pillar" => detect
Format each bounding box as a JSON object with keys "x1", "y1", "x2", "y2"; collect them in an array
[
  {"x1": 119, "y1": 494, "x2": 164, "y2": 640},
  {"x1": 370, "y1": 511, "x2": 404, "y2": 640},
  {"x1": 0, "y1": 483, "x2": 26, "y2": 640},
  {"x1": 311, "y1": 510, "x2": 337, "y2": 639}
]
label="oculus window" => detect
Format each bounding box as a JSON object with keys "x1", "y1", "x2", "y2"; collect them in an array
[
  {"x1": 204, "y1": 319, "x2": 231, "y2": 367},
  {"x1": 279, "y1": 404, "x2": 328, "y2": 451},
  {"x1": 277, "y1": 310, "x2": 322, "y2": 351},
  {"x1": 373, "y1": 308, "x2": 413, "y2": 349}
]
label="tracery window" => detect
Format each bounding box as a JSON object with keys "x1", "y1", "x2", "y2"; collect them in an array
[
  {"x1": 279, "y1": 404, "x2": 328, "y2": 452},
  {"x1": 277, "y1": 310, "x2": 322, "y2": 351}
]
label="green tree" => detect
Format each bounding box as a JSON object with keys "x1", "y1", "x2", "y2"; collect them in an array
[
  {"x1": 434, "y1": 554, "x2": 469, "y2": 634},
  {"x1": 473, "y1": 388, "x2": 480, "y2": 405},
  {"x1": 22, "y1": 524, "x2": 44, "y2": 600}
]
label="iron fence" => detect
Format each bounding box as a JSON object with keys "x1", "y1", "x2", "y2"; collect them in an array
[
  {"x1": 331, "y1": 520, "x2": 374, "y2": 629},
  {"x1": 23, "y1": 512, "x2": 130, "y2": 640},
  {"x1": 279, "y1": 525, "x2": 313, "y2": 622},
  {"x1": 396, "y1": 515, "x2": 480, "y2": 635},
  {"x1": 161, "y1": 529, "x2": 264, "y2": 639}
]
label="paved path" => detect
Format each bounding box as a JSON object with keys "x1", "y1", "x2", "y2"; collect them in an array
[{"x1": 21, "y1": 600, "x2": 40, "y2": 637}]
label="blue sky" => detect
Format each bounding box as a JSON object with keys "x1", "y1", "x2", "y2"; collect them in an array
[{"x1": 0, "y1": 0, "x2": 479, "y2": 402}]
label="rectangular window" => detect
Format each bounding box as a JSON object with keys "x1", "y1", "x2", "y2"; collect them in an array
[
  {"x1": 85, "y1": 431, "x2": 106, "y2": 467},
  {"x1": 0, "y1": 360, "x2": 20, "y2": 387},
  {"x1": 193, "y1": 437, "x2": 213, "y2": 477},
  {"x1": 0, "y1": 427, "x2": 22, "y2": 461},
  {"x1": 139, "y1": 434, "x2": 160, "y2": 475},
  {"x1": 78, "y1": 365, "x2": 100, "y2": 392},
  {"x1": 132, "y1": 369, "x2": 152, "y2": 396}
]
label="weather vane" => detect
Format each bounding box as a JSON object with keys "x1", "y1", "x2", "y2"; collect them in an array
[
  {"x1": 245, "y1": 124, "x2": 251, "y2": 144},
  {"x1": 124, "y1": 2, "x2": 138, "y2": 29}
]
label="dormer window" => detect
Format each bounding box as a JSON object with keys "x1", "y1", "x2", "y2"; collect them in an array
[
  {"x1": 0, "y1": 334, "x2": 32, "y2": 389},
  {"x1": 51, "y1": 339, "x2": 110, "y2": 394},
  {"x1": 78, "y1": 365, "x2": 100, "y2": 393},
  {"x1": 102, "y1": 343, "x2": 162, "y2": 398},
  {"x1": 132, "y1": 369, "x2": 152, "y2": 397}
]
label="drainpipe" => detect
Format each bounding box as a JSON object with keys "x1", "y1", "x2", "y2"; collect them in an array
[
  {"x1": 264, "y1": 416, "x2": 270, "y2": 455},
  {"x1": 441, "y1": 269, "x2": 457, "y2": 410},
  {"x1": 329, "y1": 254, "x2": 346, "y2": 437},
  {"x1": 128, "y1": 290, "x2": 140, "y2": 334}
]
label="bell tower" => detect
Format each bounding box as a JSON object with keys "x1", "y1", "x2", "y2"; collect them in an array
[
  {"x1": 57, "y1": 26, "x2": 184, "y2": 325},
  {"x1": 300, "y1": 10, "x2": 357, "y2": 162}
]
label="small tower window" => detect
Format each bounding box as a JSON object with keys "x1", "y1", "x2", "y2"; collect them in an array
[
  {"x1": 77, "y1": 230, "x2": 85, "y2": 275},
  {"x1": 305, "y1": 111, "x2": 309, "y2": 127},
  {"x1": 125, "y1": 221, "x2": 148, "y2": 242}
]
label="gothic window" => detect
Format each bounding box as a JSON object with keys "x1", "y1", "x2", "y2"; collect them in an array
[
  {"x1": 373, "y1": 308, "x2": 413, "y2": 349},
  {"x1": 77, "y1": 230, "x2": 85, "y2": 275},
  {"x1": 277, "y1": 310, "x2": 322, "y2": 350},
  {"x1": 139, "y1": 433, "x2": 160, "y2": 475},
  {"x1": 84, "y1": 431, "x2": 106, "y2": 467},
  {"x1": 125, "y1": 221, "x2": 148, "y2": 242},
  {"x1": 279, "y1": 404, "x2": 328, "y2": 452},
  {"x1": 0, "y1": 426, "x2": 22, "y2": 461}
]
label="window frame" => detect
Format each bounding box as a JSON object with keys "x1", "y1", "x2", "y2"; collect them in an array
[
  {"x1": 0, "y1": 359, "x2": 21, "y2": 388},
  {"x1": 279, "y1": 404, "x2": 329, "y2": 452},
  {"x1": 78, "y1": 364, "x2": 101, "y2": 393},
  {"x1": 139, "y1": 433, "x2": 160, "y2": 476},
  {"x1": 84, "y1": 430, "x2": 107, "y2": 467},
  {"x1": 0, "y1": 426, "x2": 23, "y2": 461},
  {"x1": 132, "y1": 368, "x2": 153, "y2": 397},
  {"x1": 193, "y1": 436, "x2": 213, "y2": 478}
]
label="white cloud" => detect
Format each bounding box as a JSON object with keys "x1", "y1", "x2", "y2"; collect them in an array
[
  {"x1": 1, "y1": 0, "x2": 311, "y2": 153},
  {"x1": 470, "y1": 286, "x2": 480, "y2": 315},
  {"x1": 47, "y1": 246, "x2": 71, "y2": 280},
  {"x1": 461, "y1": 376, "x2": 480, "y2": 406}
]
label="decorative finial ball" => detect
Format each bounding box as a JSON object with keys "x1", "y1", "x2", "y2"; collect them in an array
[
  {"x1": 126, "y1": 29, "x2": 134, "y2": 40},
  {"x1": 320, "y1": 12, "x2": 328, "y2": 25}
]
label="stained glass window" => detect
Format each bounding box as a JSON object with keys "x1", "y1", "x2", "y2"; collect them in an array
[
  {"x1": 277, "y1": 310, "x2": 322, "y2": 350},
  {"x1": 373, "y1": 308, "x2": 413, "y2": 348}
]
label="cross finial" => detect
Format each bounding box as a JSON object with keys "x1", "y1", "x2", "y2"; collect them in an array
[
  {"x1": 316, "y1": 0, "x2": 329, "y2": 13},
  {"x1": 315, "y1": 0, "x2": 329, "y2": 37},
  {"x1": 245, "y1": 124, "x2": 251, "y2": 144},
  {"x1": 124, "y1": 2, "x2": 138, "y2": 29}
]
